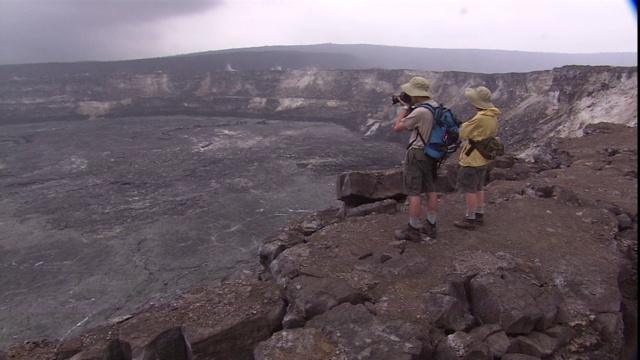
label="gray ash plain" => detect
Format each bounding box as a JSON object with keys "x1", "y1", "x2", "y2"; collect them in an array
[{"x1": 0, "y1": 116, "x2": 404, "y2": 347}]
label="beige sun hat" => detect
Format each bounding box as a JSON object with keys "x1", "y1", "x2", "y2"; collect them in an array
[
  {"x1": 400, "y1": 77, "x2": 433, "y2": 98},
  {"x1": 465, "y1": 86, "x2": 494, "y2": 109}
]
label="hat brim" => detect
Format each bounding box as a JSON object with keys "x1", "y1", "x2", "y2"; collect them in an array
[
  {"x1": 401, "y1": 83, "x2": 433, "y2": 98},
  {"x1": 465, "y1": 88, "x2": 494, "y2": 109}
]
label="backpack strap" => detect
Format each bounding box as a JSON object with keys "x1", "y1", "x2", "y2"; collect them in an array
[
  {"x1": 406, "y1": 130, "x2": 427, "y2": 149},
  {"x1": 416, "y1": 102, "x2": 440, "y2": 145},
  {"x1": 465, "y1": 140, "x2": 477, "y2": 157},
  {"x1": 418, "y1": 103, "x2": 445, "y2": 127},
  {"x1": 409, "y1": 127, "x2": 445, "y2": 172},
  {"x1": 405, "y1": 103, "x2": 437, "y2": 149},
  {"x1": 465, "y1": 138, "x2": 497, "y2": 159},
  {"x1": 413, "y1": 104, "x2": 448, "y2": 170}
]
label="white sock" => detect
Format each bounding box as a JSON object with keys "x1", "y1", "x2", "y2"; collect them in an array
[{"x1": 427, "y1": 212, "x2": 436, "y2": 224}]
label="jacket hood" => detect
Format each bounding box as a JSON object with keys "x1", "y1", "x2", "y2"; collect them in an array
[{"x1": 479, "y1": 107, "x2": 502, "y2": 117}]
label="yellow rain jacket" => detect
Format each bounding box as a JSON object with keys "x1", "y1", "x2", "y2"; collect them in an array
[{"x1": 458, "y1": 107, "x2": 501, "y2": 167}]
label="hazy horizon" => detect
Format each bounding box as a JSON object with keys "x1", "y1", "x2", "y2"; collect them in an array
[{"x1": 0, "y1": 0, "x2": 636, "y2": 65}]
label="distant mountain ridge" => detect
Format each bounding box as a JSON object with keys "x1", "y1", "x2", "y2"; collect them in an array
[
  {"x1": 1, "y1": 43, "x2": 637, "y2": 75},
  {"x1": 184, "y1": 43, "x2": 638, "y2": 73}
]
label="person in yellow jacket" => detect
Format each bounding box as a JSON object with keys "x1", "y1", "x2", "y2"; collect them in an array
[{"x1": 453, "y1": 86, "x2": 501, "y2": 230}]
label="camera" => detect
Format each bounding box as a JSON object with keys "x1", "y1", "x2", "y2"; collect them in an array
[{"x1": 391, "y1": 91, "x2": 411, "y2": 105}]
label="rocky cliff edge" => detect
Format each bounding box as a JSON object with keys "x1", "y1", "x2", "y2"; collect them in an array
[{"x1": 3, "y1": 122, "x2": 637, "y2": 359}]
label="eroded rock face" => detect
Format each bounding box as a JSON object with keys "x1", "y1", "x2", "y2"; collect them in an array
[{"x1": 0, "y1": 65, "x2": 636, "y2": 158}]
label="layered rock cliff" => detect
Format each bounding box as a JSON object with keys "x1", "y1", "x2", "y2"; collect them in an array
[{"x1": 0, "y1": 64, "x2": 637, "y2": 158}]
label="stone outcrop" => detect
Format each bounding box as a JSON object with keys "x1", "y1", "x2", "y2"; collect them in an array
[{"x1": 5, "y1": 122, "x2": 636, "y2": 360}]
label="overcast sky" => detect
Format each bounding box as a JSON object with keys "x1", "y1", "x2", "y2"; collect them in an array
[{"x1": 0, "y1": 0, "x2": 637, "y2": 65}]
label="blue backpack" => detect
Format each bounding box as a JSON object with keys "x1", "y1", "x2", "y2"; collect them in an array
[{"x1": 415, "y1": 103, "x2": 461, "y2": 161}]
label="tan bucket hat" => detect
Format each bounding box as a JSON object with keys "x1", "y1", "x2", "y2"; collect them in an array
[
  {"x1": 400, "y1": 77, "x2": 433, "y2": 98},
  {"x1": 465, "y1": 86, "x2": 494, "y2": 109}
]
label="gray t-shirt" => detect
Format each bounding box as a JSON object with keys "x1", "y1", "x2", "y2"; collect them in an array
[{"x1": 402, "y1": 99, "x2": 438, "y2": 149}]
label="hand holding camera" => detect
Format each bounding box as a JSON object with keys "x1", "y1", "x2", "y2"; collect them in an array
[{"x1": 391, "y1": 91, "x2": 411, "y2": 105}]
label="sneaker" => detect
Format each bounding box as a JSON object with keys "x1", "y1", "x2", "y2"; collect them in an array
[
  {"x1": 475, "y1": 213, "x2": 484, "y2": 226},
  {"x1": 394, "y1": 224, "x2": 422, "y2": 242},
  {"x1": 419, "y1": 220, "x2": 437, "y2": 239},
  {"x1": 453, "y1": 217, "x2": 476, "y2": 230}
]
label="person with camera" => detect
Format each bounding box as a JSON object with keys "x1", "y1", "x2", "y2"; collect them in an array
[
  {"x1": 453, "y1": 86, "x2": 501, "y2": 230},
  {"x1": 392, "y1": 76, "x2": 440, "y2": 242}
]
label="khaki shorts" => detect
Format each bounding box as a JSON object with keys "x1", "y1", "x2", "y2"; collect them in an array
[
  {"x1": 403, "y1": 148, "x2": 437, "y2": 196},
  {"x1": 456, "y1": 165, "x2": 487, "y2": 193}
]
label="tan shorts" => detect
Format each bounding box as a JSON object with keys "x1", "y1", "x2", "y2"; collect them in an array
[
  {"x1": 456, "y1": 165, "x2": 487, "y2": 193},
  {"x1": 403, "y1": 148, "x2": 437, "y2": 196}
]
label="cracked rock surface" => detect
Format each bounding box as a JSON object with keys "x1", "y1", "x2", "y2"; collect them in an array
[{"x1": 0, "y1": 116, "x2": 403, "y2": 348}]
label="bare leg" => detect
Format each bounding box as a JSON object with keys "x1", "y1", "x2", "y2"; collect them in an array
[
  {"x1": 476, "y1": 190, "x2": 485, "y2": 209},
  {"x1": 465, "y1": 192, "x2": 477, "y2": 214},
  {"x1": 474, "y1": 190, "x2": 486, "y2": 224},
  {"x1": 425, "y1": 192, "x2": 438, "y2": 214},
  {"x1": 409, "y1": 195, "x2": 422, "y2": 220}
]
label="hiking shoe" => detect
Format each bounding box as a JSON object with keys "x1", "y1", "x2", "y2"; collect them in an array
[
  {"x1": 453, "y1": 217, "x2": 476, "y2": 230},
  {"x1": 394, "y1": 224, "x2": 422, "y2": 242},
  {"x1": 475, "y1": 213, "x2": 484, "y2": 226},
  {"x1": 420, "y1": 221, "x2": 437, "y2": 239}
]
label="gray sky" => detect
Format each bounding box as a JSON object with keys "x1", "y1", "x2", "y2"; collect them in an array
[{"x1": 0, "y1": 0, "x2": 637, "y2": 65}]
